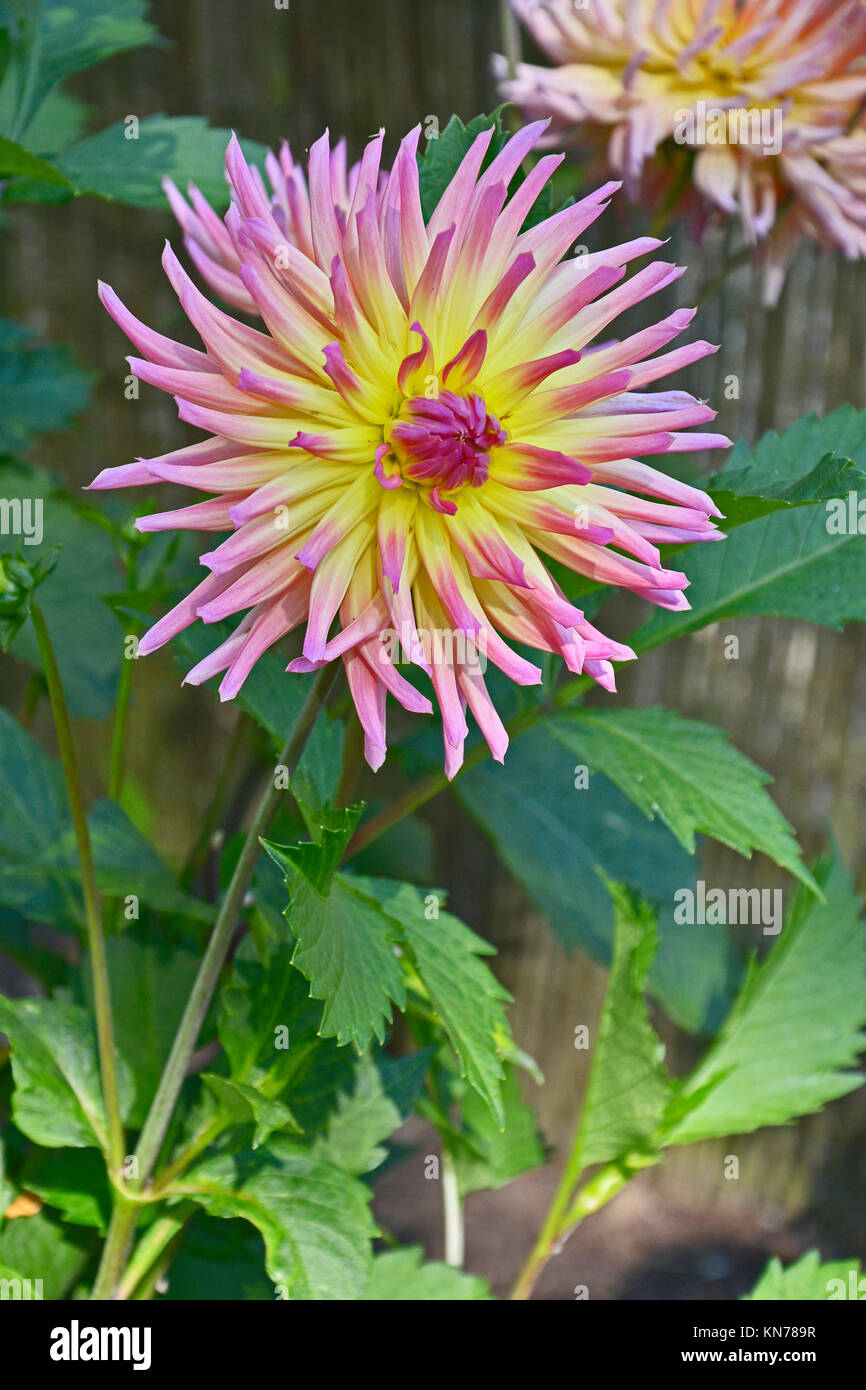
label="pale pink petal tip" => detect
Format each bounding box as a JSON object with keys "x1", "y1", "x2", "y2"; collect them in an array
[{"x1": 364, "y1": 738, "x2": 387, "y2": 773}]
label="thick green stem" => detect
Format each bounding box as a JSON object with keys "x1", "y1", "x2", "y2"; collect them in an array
[
  {"x1": 31, "y1": 603, "x2": 125, "y2": 1174},
  {"x1": 91, "y1": 1194, "x2": 139, "y2": 1301},
  {"x1": 133, "y1": 663, "x2": 338, "y2": 1187},
  {"x1": 511, "y1": 1157, "x2": 645, "y2": 1300},
  {"x1": 510, "y1": 1131, "x2": 589, "y2": 1301},
  {"x1": 117, "y1": 1205, "x2": 195, "y2": 1301}
]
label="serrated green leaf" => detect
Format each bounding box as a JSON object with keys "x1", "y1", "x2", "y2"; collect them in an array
[
  {"x1": 362, "y1": 1246, "x2": 493, "y2": 1300},
  {"x1": 633, "y1": 504, "x2": 866, "y2": 650},
  {"x1": 219, "y1": 890, "x2": 354, "y2": 1135},
  {"x1": 454, "y1": 1064, "x2": 545, "y2": 1197},
  {"x1": 711, "y1": 453, "x2": 866, "y2": 530},
  {"x1": 417, "y1": 107, "x2": 552, "y2": 231},
  {"x1": 417, "y1": 111, "x2": 510, "y2": 223},
  {"x1": 357, "y1": 877, "x2": 511, "y2": 1124},
  {"x1": 575, "y1": 882, "x2": 671, "y2": 1169},
  {"x1": 711, "y1": 406, "x2": 866, "y2": 497},
  {"x1": 456, "y1": 725, "x2": 736, "y2": 1032},
  {"x1": 549, "y1": 707, "x2": 815, "y2": 891},
  {"x1": 313, "y1": 1054, "x2": 401, "y2": 1176},
  {"x1": 744, "y1": 1250, "x2": 864, "y2": 1301},
  {"x1": 0, "y1": 994, "x2": 132, "y2": 1148},
  {"x1": 264, "y1": 826, "x2": 406, "y2": 1051},
  {"x1": 665, "y1": 853, "x2": 866, "y2": 1144},
  {"x1": 176, "y1": 1137, "x2": 375, "y2": 1300}
]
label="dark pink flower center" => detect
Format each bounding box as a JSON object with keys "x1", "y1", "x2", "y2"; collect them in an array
[{"x1": 388, "y1": 390, "x2": 507, "y2": 495}]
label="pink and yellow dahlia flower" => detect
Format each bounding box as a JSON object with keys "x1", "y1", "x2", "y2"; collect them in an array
[
  {"x1": 499, "y1": 0, "x2": 866, "y2": 300},
  {"x1": 91, "y1": 122, "x2": 728, "y2": 776}
]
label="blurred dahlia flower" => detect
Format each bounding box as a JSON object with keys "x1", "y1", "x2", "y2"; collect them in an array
[
  {"x1": 499, "y1": 0, "x2": 866, "y2": 301},
  {"x1": 91, "y1": 122, "x2": 728, "y2": 776}
]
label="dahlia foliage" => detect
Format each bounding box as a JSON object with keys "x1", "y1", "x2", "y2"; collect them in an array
[
  {"x1": 500, "y1": 0, "x2": 866, "y2": 300},
  {"x1": 92, "y1": 121, "x2": 729, "y2": 775}
]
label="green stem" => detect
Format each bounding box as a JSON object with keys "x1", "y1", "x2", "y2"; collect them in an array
[
  {"x1": 149, "y1": 1116, "x2": 226, "y2": 1193},
  {"x1": 134, "y1": 662, "x2": 338, "y2": 1187},
  {"x1": 30, "y1": 603, "x2": 125, "y2": 1174},
  {"x1": 91, "y1": 1193, "x2": 139, "y2": 1301},
  {"x1": 511, "y1": 1157, "x2": 648, "y2": 1300},
  {"x1": 117, "y1": 1205, "x2": 195, "y2": 1301},
  {"x1": 511, "y1": 1131, "x2": 589, "y2": 1301},
  {"x1": 498, "y1": 0, "x2": 522, "y2": 79}
]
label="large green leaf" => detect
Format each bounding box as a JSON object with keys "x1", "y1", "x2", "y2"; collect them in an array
[
  {"x1": 54, "y1": 116, "x2": 268, "y2": 209},
  {"x1": 744, "y1": 1251, "x2": 864, "y2": 1301},
  {"x1": 0, "y1": 323, "x2": 90, "y2": 454},
  {"x1": 176, "y1": 1137, "x2": 375, "y2": 1301},
  {"x1": 0, "y1": 0, "x2": 158, "y2": 125},
  {"x1": 711, "y1": 406, "x2": 866, "y2": 498},
  {"x1": 665, "y1": 854, "x2": 866, "y2": 1144},
  {"x1": 0, "y1": 993, "x2": 132, "y2": 1148},
  {"x1": 95, "y1": 931, "x2": 201, "y2": 1127},
  {"x1": 0, "y1": 133, "x2": 72, "y2": 184},
  {"x1": 634, "y1": 503, "x2": 866, "y2": 650},
  {"x1": 161, "y1": 1215, "x2": 273, "y2": 1301},
  {"x1": 88, "y1": 800, "x2": 213, "y2": 922},
  {"x1": 263, "y1": 815, "x2": 407, "y2": 1052},
  {"x1": 456, "y1": 725, "x2": 736, "y2": 1032},
  {"x1": 22, "y1": 1146, "x2": 111, "y2": 1233},
  {"x1": 0, "y1": 709, "x2": 209, "y2": 927},
  {"x1": 575, "y1": 883, "x2": 671, "y2": 1169},
  {"x1": 453, "y1": 1063, "x2": 545, "y2": 1197},
  {"x1": 711, "y1": 454, "x2": 866, "y2": 530},
  {"x1": 313, "y1": 1054, "x2": 401, "y2": 1177},
  {"x1": 549, "y1": 707, "x2": 815, "y2": 890},
  {"x1": 362, "y1": 1247, "x2": 493, "y2": 1300},
  {"x1": 220, "y1": 876, "x2": 355, "y2": 1135},
  {"x1": 0, "y1": 1209, "x2": 94, "y2": 1299},
  {"x1": 357, "y1": 877, "x2": 513, "y2": 1126}
]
